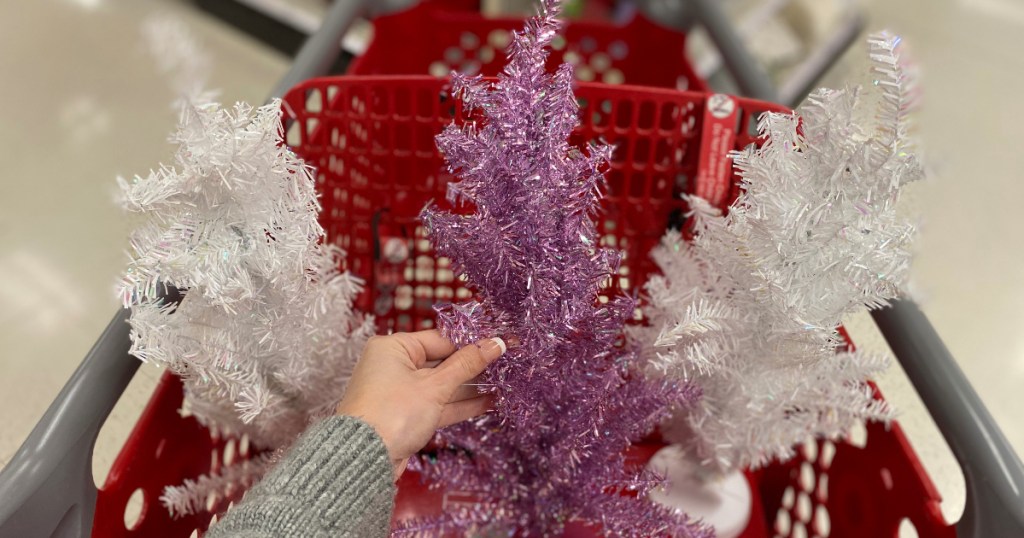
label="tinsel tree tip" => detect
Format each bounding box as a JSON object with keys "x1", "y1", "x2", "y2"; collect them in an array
[
  {"x1": 866, "y1": 29, "x2": 908, "y2": 64},
  {"x1": 864, "y1": 29, "x2": 921, "y2": 150},
  {"x1": 539, "y1": 0, "x2": 562, "y2": 17}
]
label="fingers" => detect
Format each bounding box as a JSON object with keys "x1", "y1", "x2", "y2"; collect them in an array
[
  {"x1": 448, "y1": 380, "x2": 490, "y2": 403},
  {"x1": 433, "y1": 338, "x2": 506, "y2": 390},
  {"x1": 388, "y1": 330, "x2": 458, "y2": 368},
  {"x1": 439, "y1": 395, "x2": 494, "y2": 428}
]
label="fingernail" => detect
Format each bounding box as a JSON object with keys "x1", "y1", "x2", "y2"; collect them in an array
[{"x1": 478, "y1": 337, "x2": 506, "y2": 360}]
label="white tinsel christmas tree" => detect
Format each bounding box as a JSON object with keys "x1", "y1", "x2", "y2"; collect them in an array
[
  {"x1": 121, "y1": 18, "x2": 373, "y2": 516},
  {"x1": 634, "y1": 32, "x2": 922, "y2": 476}
]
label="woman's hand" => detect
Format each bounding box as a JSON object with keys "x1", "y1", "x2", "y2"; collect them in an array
[{"x1": 336, "y1": 330, "x2": 506, "y2": 478}]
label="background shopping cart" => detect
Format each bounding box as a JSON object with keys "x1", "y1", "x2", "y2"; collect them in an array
[{"x1": 1, "y1": 1, "x2": 1022, "y2": 537}]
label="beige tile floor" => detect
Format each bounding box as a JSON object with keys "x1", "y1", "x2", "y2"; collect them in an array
[{"x1": 1, "y1": 0, "x2": 1022, "y2": 531}]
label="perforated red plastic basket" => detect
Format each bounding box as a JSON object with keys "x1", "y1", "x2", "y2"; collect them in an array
[
  {"x1": 89, "y1": 74, "x2": 954, "y2": 537},
  {"x1": 347, "y1": 2, "x2": 708, "y2": 92},
  {"x1": 283, "y1": 76, "x2": 749, "y2": 333}
]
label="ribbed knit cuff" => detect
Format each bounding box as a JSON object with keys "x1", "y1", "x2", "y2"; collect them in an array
[
  {"x1": 263, "y1": 416, "x2": 396, "y2": 534},
  {"x1": 208, "y1": 415, "x2": 396, "y2": 538}
]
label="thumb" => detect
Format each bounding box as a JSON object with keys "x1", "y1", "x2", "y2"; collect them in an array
[{"x1": 433, "y1": 337, "x2": 506, "y2": 391}]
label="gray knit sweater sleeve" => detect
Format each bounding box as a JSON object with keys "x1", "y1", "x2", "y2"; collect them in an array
[{"x1": 205, "y1": 416, "x2": 396, "y2": 538}]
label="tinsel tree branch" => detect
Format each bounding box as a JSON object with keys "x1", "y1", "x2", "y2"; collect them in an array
[
  {"x1": 634, "y1": 31, "x2": 922, "y2": 476},
  {"x1": 160, "y1": 453, "x2": 276, "y2": 518},
  {"x1": 125, "y1": 21, "x2": 374, "y2": 516},
  {"x1": 407, "y1": 1, "x2": 708, "y2": 536}
]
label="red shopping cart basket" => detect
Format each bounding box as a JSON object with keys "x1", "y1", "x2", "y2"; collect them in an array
[
  {"x1": 85, "y1": 75, "x2": 953, "y2": 537},
  {"x1": 347, "y1": 1, "x2": 708, "y2": 92}
]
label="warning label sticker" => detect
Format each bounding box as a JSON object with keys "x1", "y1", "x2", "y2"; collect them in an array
[{"x1": 694, "y1": 94, "x2": 739, "y2": 208}]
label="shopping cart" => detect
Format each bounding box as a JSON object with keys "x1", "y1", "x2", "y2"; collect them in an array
[
  {"x1": 344, "y1": 1, "x2": 707, "y2": 91},
  {"x1": 2, "y1": 1, "x2": 1023, "y2": 537}
]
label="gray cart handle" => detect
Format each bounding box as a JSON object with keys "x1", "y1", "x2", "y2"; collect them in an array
[{"x1": 872, "y1": 301, "x2": 1024, "y2": 537}]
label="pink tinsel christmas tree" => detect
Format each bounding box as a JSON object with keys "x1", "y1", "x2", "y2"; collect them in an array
[{"x1": 405, "y1": 2, "x2": 707, "y2": 536}]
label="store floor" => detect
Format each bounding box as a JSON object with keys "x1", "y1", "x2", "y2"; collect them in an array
[{"x1": 2, "y1": 0, "x2": 1022, "y2": 530}]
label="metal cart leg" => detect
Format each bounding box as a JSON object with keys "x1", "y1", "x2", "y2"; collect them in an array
[
  {"x1": 775, "y1": 9, "x2": 864, "y2": 107},
  {"x1": 687, "y1": 0, "x2": 780, "y2": 102},
  {"x1": 641, "y1": 0, "x2": 863, "y2": 108},
  {"x1": 0, "y1": 1, "x2": 373, "y2": 535}
]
